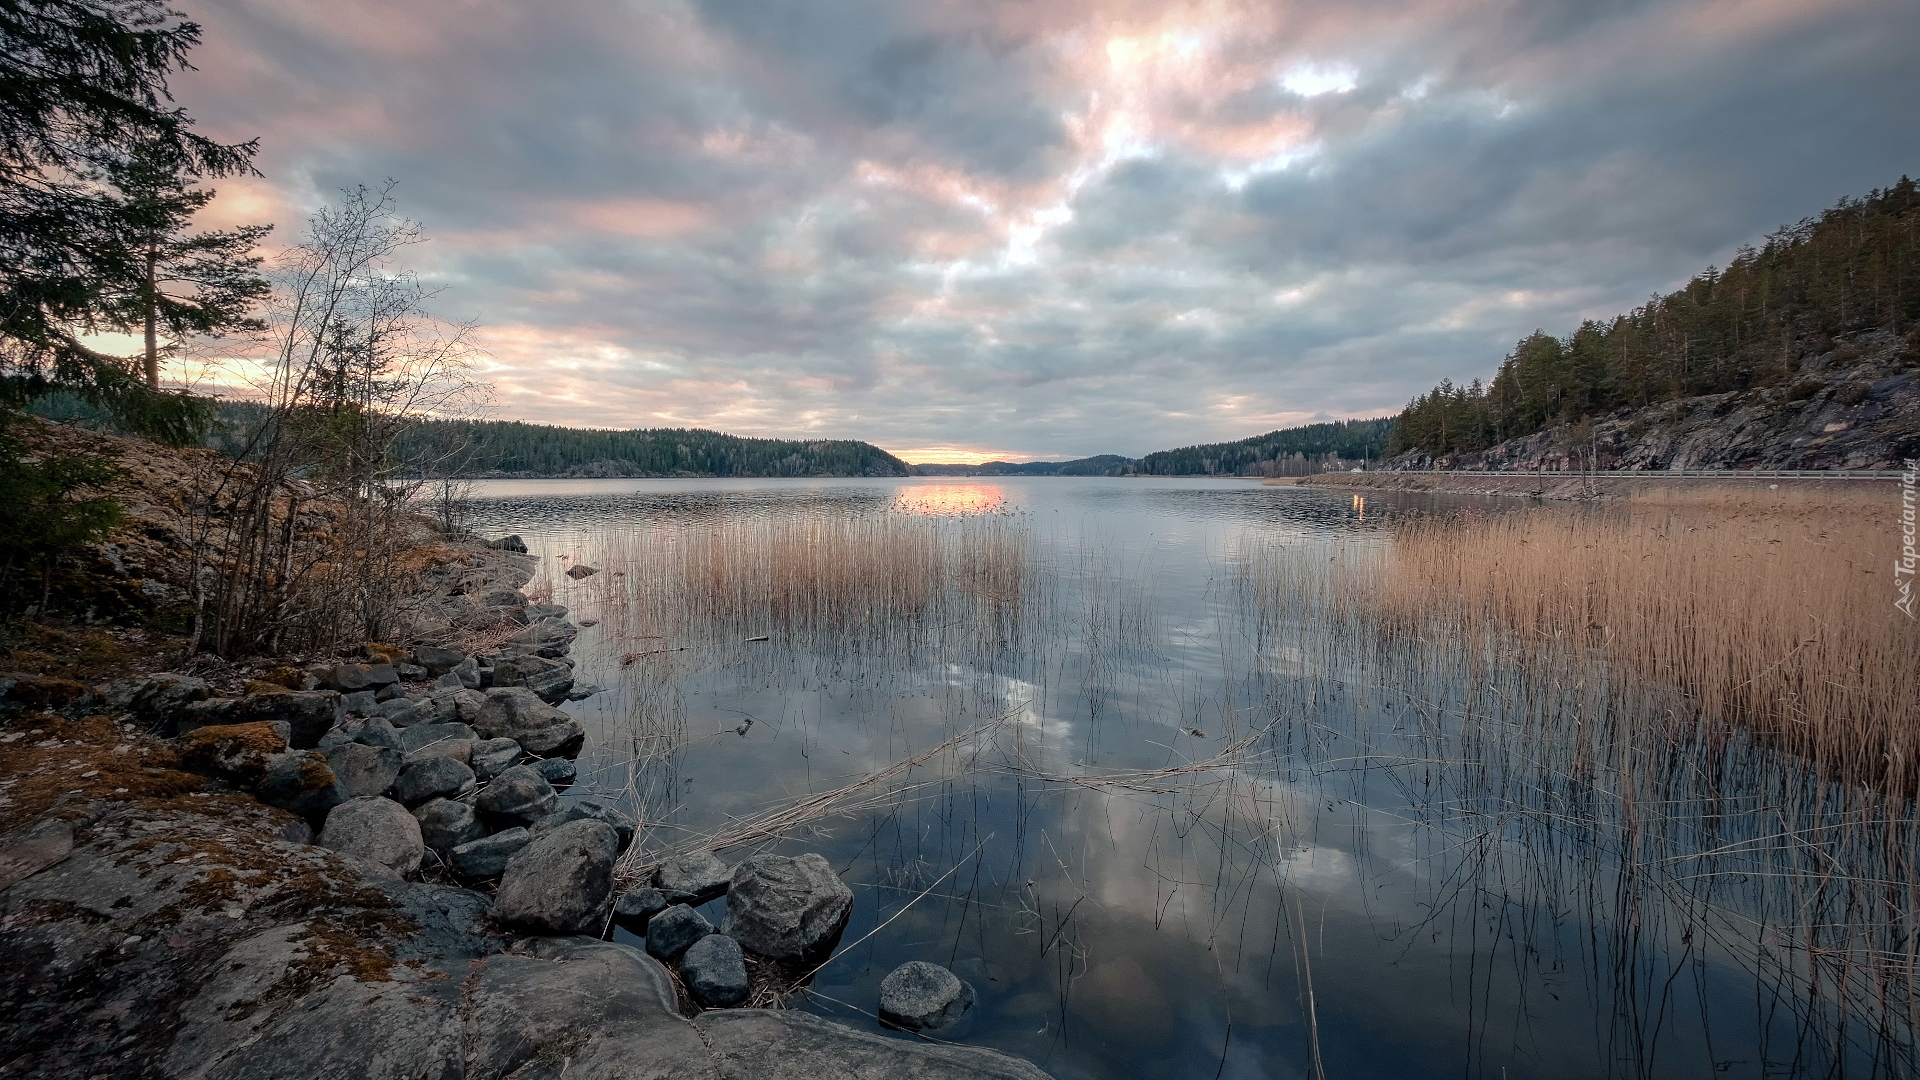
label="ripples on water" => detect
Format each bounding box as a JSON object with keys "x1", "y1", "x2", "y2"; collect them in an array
[{"x1": 466, "y1": 476, "x2": 1915, "y2": 1080}]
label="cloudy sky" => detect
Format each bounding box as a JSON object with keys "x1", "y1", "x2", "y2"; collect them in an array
[{"x1": 174, "y1": 0, "x2": 1919, "y2": 462}]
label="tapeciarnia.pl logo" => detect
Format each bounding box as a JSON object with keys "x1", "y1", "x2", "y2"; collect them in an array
[{"x1": 1898, "y1": 459, "x2": 1917, "y2": 619}]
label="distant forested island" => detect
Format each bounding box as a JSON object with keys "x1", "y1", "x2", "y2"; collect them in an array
[
  {"x1": 905, "y1": 421, "x2": 1394, "y2": 477},
  {"x1": 394, "y1": 419, "x2": 910, "y2": 478},
  {"x1": 910, "y1": 454, "x2": 1135, "y2": 476}
]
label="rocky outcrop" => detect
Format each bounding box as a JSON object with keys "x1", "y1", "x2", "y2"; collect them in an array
[
  {"x1": 1391, "y1": 329, "x2": 1919, "y2": 473},
  {"x1": 2, "y1": 799, "x2": 1052, "y2": 1080},
  {"x1": 0, "y1": 458, "x2": 1054, "y2": 1078}
]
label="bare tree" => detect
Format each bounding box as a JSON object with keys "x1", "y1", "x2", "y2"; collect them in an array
[{"x1": 188, "y1": 183, "x2": 484, "y2": 657}]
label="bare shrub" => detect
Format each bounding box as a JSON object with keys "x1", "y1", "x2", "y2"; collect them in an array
[{"x1": 186, "y1": 184, "x2": 482, "y2": 657}]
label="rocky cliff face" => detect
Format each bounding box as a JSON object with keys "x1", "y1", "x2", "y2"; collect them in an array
[{"x1": 1393, "y1": 329, "x2": 1919, "y2": 472}]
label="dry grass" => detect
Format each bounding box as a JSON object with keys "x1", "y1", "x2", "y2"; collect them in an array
[
  {"x1": 1340, "y1": 486, "x2": 1919, "y2": 790},
  {"x1": 1231, "y1": 484, "x2": 1920, "y2": 1054},
  {"x1": 583, "y1": 509, "x2": 1033, "y2": 653}
]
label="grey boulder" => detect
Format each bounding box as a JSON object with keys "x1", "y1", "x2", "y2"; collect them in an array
[
  {"x1": 509, "y1": 617, "x2": 578, "y2": 658},
  {"x1": 415, "y1": 645, "x2": 467, "y2": 676},
  {"x1": 246, "y1": 689, "x2": 340, "y2": 748},
  {"x1": 376, "y1": 695, "x2": 420, "y2": 724},
  {"x1": 399, "y1": 721, "x2": 478, "y2": 753},
  {"x1": 612, "y1": 887, "x2": 668, "y2": 933},
  {"x1": 100, "y1": 672, "x2": 209, "y2": 731},
  {"x1": 532, "y1": 802, "x2": 636, "y2": 851},
  {"x1": 404, "y1": 737, "x2": 471, "y2": 767},
  {"x1": 722, "y1": 853, "x2": 853, "y2": 962},
  {"x1": 413, "y1": 797, "x2": 486, "y2": 852},
  {"x1": 878, "y1": 961, "x2": 975, "y2": 1032},
  {"x1": 317, "y1": 796, "x2": 423, "y2": 877},
  {"x1": 680, "y1": 933, "x2": 749, "y2": 1008},
  {"x1": 352, "y1": 716, "x2": 403, "y2": 751},
  {"x1": 645, "y1": 903, "x2": 712, "y2": 962},
  {"x1": 329, "y1": 662, "x2": 399, "y2": 692},
  {"x1": 253, "y1": 750, "x2": 346, "y2": 821},
  {"x1": 488, "y1": 653, "x2": 573, "y2": 704},
  {"x1": 473, "y1": 764, "x2": 557, "y2": 828},
  {"x1": 392, "y1": 756, "x2": 476, "y2": 806},
  {"x1": 475, "y1": 686, "x2": 585, "y2": 760},
  {"x1": 652, "y1": 850, "x2": 731, "y2": 905},
  {"x1": 337, "y1": 690, "x2": 378, "y2": 717},
  {"x1": 533, "y1": 757, "x2": 575, "y2": 789},
  {"x1": 493, "y1": 819, "x2": 619, "y2": 935},
  {"x1": 469, "y1": 737, "x2": 522, "y2": 780},
  {"x1": 449, "y1": 827, "x2": 532, "y2": 879},
  {"x1": 323, "y1": 741, "x2": 403, "y2": 799}
]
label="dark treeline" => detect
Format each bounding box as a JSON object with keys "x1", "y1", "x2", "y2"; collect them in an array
[
  {"x1": 31, "y1": 397, "x2": 911, "y2": 478},
  {"x1": 911, "y1": 455, "x2": 1134, "y2": 476},
  {"x1": 1391, "y1": 178, "x2": 1920, "y2": 456},
  {"x1": 394, "y1": 418, "x2": 909, "y2": 478},
  {"x1": 1134, "y1": 418, "x2": 1395, "y2": 476}
]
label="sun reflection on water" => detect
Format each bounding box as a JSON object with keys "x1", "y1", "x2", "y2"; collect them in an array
[{"x1": 892, "y1": 482, "x2": 1007, "y2": 515}]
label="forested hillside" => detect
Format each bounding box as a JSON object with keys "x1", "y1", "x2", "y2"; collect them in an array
[
  {"x1": 910, "y1": 455, "x2": 1133, "y2": 476},
  {"x1": 1133, "y1": 418, "x2": 1395, "y2": 476},
  {"x1": 1390, "y1": 178, "x2": 1920, "y2": 457},
  {"x1": 396, "y1": 419, "x2": 908, "y2": 477}
]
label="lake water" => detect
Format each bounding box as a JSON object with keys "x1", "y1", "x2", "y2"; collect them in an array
[{"x1": 465, "y1": 476, "x2": 1906, "y2": 1080}]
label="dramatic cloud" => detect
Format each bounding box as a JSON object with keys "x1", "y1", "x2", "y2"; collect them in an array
[{"x1": 176, "y1": 0, "x2": 1920, "y2": 460}]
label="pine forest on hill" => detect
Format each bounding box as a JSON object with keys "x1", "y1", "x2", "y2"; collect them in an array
[
  {"x1": 1131, "y1": 418, "x2": 1396, "y2": 476},
  {"x1": 397, "y1": 419, "x2": 910, "y2": 478},
  {"x1": 1389, "y1": 178, "x2": 1920, "y2": 457}
]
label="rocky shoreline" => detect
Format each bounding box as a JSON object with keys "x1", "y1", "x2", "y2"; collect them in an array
[
  {"x1": 1294, "y1": 470, "x2": 1899, "y2": 501},
  {"x1": 0, "y1": 533, "x2": 1044, "y2": 1079}
]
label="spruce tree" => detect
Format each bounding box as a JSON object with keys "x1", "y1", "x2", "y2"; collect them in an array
[
  {"x1": 0, "y1": 0, "x2": 258, "y2": 440},
  {"x1": 99, "y1": 142, "x2": 270, "y2": 389}
]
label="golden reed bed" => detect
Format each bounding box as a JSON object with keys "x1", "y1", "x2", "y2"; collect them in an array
[{"x1": 1355, "y1": 485, "x2": 1919, "y2": 790}]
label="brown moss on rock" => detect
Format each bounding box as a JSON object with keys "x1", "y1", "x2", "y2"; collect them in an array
[
  {"x1": 0, "y1": 714, "x2": 203, "y2": 818},
  {"x1": 4, "y1": 676, "x2": 89, "y2": 710},
  {"x1": 176, "y1": 722, "x2": 290, "y2": 787}
]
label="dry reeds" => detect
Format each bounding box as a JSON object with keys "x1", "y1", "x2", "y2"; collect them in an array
[
  {"x1": 1233, "y1": 483, "x2": 1920, "y2": 1061},
  {"x1": 1347, "y1": 486, "x2": 1919, "y2": 791},
  {"x1": 583, "y1": 509, "x2": 1034, "y2": 655}
]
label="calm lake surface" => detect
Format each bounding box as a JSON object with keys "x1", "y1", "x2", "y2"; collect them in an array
[{"x1": 466, "y1": 476, "x2": 1900, "y2": 1080}]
